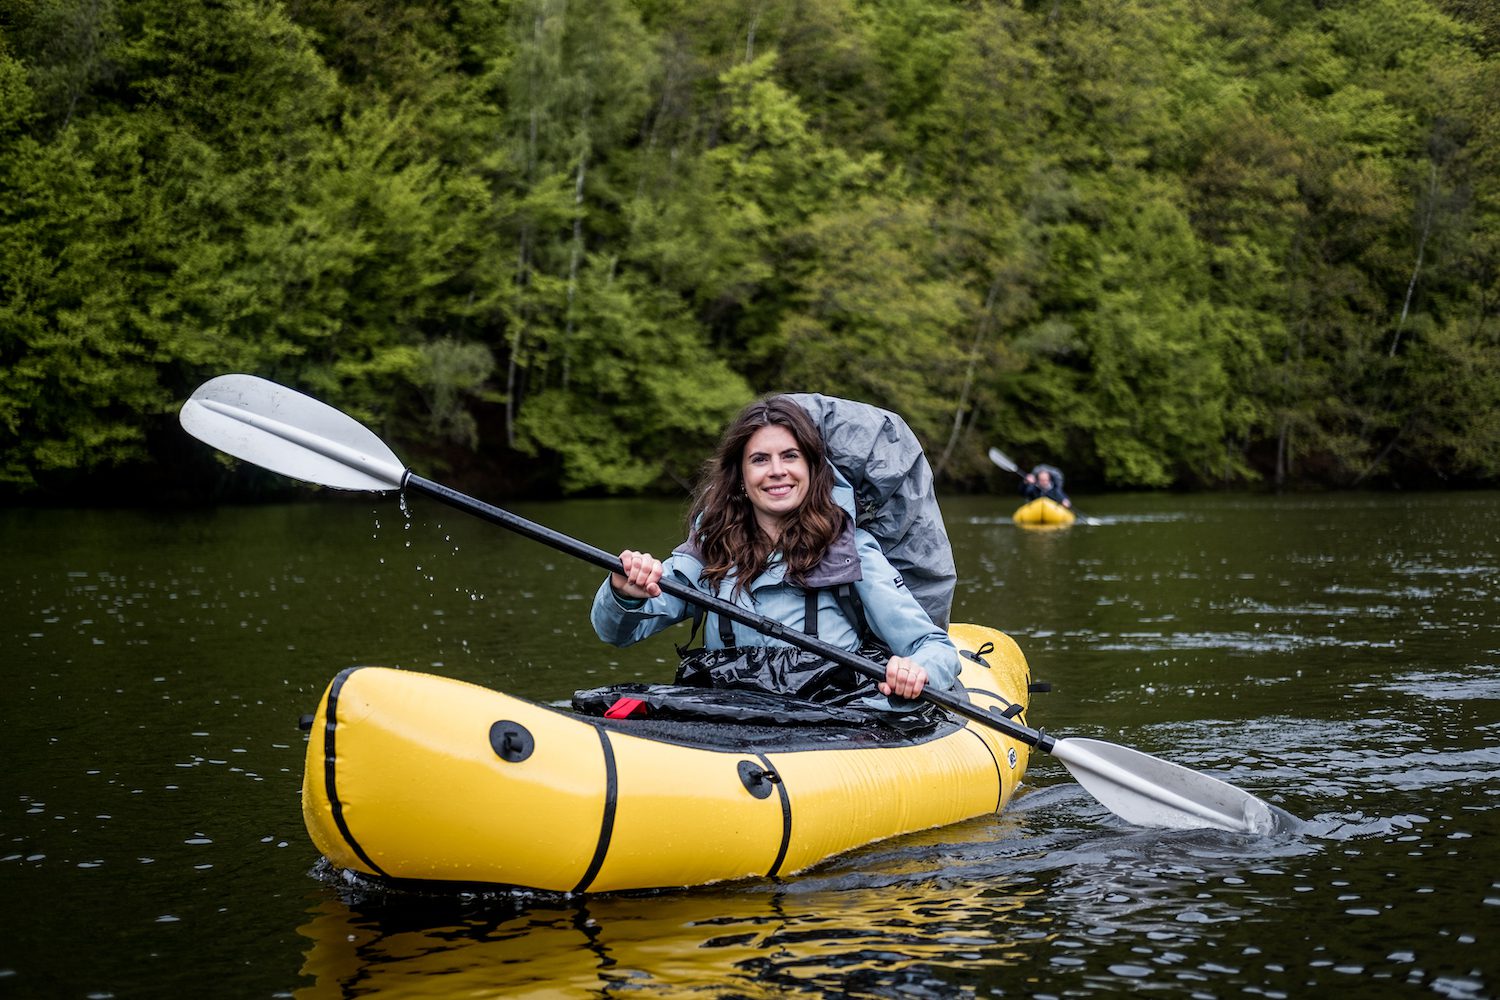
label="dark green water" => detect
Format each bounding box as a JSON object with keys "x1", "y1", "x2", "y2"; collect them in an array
[{"x1": 2, "y1": 490, "x2": 1497, "y2": 998}]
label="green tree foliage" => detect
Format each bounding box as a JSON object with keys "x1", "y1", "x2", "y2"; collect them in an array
[{"x1": 1, "y1": 0, "x2": 1496, "y2": 498}]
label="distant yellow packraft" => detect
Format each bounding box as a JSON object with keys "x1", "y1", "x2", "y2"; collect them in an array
[{"x1": 1013, "y1": 497, "x2": 1076, "y2": 528}]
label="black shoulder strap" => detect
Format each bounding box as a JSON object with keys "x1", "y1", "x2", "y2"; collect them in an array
[
  {"x1": 689, "y1": 584, "x2": 868, "y2": 651},
  {"x1": 675, "y1": 605, "x2": 708, "y2": 658},
  {"x1": 673, "y1": 603, "x2": 741, "y2": 655},
  {"x1": 831, "y1": 583, "x2": 873, "y2": 646}
]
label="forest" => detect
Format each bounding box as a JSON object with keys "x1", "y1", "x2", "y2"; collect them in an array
[{"x1": 2, "y1": 0, "x2": 1498, "y2": 501}]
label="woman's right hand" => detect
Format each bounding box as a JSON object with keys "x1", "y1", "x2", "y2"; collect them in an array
[{"x1": 611, "y1": 549, "x2": 663, "y2": 599}]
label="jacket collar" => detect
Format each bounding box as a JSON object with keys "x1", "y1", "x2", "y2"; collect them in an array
[{"x1": 675, "y1": 513, "x2": 862, "y2": 589}]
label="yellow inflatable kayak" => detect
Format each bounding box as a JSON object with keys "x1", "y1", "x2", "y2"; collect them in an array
[
  {"x1": 1013, "y1": 497, "x2": 1076, "y2": 527},
  {"x1": 301, "y1": 623, "x2": 1032, "y2": 894}
]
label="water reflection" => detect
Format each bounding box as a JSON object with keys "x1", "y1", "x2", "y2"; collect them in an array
[{"x1": 295, "y1": 822, "x2": 1044, "y2": 998}]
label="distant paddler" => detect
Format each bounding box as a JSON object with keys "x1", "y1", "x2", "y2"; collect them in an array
[{"x1": 1020, "y1": 463, "x2": 1071, "y2": 510}]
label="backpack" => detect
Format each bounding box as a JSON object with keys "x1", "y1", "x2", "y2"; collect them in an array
[
  {"x1": 787, "y1": 393, "x2": 956, "y2": 630},
  {"x1": 1031, "y1": 464, "x2": 1065, "y2": 492}
]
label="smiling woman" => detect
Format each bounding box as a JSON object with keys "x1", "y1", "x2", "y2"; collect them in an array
[{"x1": 593, "y1": 395, "x2": 959, "y2": 710}]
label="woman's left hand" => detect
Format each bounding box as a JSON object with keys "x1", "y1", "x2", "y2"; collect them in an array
[{"x1": 879, "y1": 655, "x2": 928, "y2": 699}]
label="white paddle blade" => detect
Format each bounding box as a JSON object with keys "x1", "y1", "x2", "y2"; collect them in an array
[
  {"x1": 1053, "y1": 737, "x2": 1282, "y2": 834},
  {"x1": 180, "y1": 374, "x2": 407, "y2": 492},
  {"x1": 987, "y1": 447, "x2": 1020, "y2": 475}
]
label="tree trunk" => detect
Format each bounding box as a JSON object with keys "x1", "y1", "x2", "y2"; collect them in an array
[
  {"x1": 1390, "y1": 163, "x2": 1438, "y2": 358},
  {"x1": 1274, "y1": 417, "x2": 1288, "y2": 491},
  {"x1": 562, "y1": 148, "x2": 588, "y2": 389},
  {"x1": 934, "y1": 274, "x2": 1003, "y2": 479},
  {"x1": 507, "y1": 4, "x2": 550, "y2": 448},
  {"x1": 744, "y1": 3, "x2": 763, "y2": 62}
]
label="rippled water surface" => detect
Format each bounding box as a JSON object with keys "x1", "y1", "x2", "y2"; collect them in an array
[{"x1": 2, "y1": 490, "x2": 1497, "y2": 997}]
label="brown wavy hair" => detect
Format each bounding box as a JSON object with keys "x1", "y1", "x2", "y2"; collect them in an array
[{"x1": 688, "y1": 396, "x2": 845, "y2": 595}]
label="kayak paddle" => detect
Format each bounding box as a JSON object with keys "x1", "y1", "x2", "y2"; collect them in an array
[
  {"x1": 989, "y1": 446, "x2": 1099, "y2": 525},
  {"x1": 180, "y1": 374, "x2": 1292, "y2": 835},
  {"x1": 986, "y1": 446, "x2": 1023, "y2": 477}
]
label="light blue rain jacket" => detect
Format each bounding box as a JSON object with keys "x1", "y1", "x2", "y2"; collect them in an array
[{"x1": 590, "y1": 481, "x2": 959, "y2": 712}]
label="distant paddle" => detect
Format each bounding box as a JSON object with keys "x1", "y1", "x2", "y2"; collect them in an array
[
  {"x1": 180, "y1": 374, "x2": 1292, "y2": 835},
  {"x1": 989, "y1": 447, "x2": 1099, "y2": 525},
  {"x1": 987, "y1": 446, "x2": 1023, "y2": 477}
]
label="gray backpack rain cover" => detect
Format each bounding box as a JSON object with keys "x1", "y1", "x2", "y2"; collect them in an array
[{"x1": 787, "y1": 393, "x2": 956, "y2": 630}]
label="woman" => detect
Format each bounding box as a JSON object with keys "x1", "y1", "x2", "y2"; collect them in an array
[{"x1": 590, "y1": 396, "x2": 959, "y2": 710}]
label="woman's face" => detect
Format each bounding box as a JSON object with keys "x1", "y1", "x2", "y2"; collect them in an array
[{"x1": 740, "y1": 423, "x2": 808, "y2": 538}]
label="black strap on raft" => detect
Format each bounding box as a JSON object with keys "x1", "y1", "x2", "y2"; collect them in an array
[
  {"x1": 960, "y1": 641, "x2": 995, "y2": 667},
  {"x1": 956, "y1": 640, "x2": 1051, "y2": 696},
  {"x1": 954, "y1": 640, "x2": 1035, "y2": 715}
]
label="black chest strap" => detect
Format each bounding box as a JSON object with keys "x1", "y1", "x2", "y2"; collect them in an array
[{"x1": 680, "y1": 584, "x2": 871, "y2": 653}]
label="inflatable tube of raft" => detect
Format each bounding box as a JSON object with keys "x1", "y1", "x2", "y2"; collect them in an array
[
  {"x1": 301, "y1": 624, "x2": 1033, "y2": 894},
  {"x1": 1012, "y1": 497, "x2": 1076, "y2": 527}
]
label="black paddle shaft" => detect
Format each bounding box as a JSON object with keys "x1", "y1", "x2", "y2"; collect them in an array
[{"x1": 406, "y1": 474, "x2": 1056, "y2": 752}]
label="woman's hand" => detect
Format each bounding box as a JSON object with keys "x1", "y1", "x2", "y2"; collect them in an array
[
  {"x1": 879, "y1": 655, "x2": 928, "y2": 700},
  {"x1": 611, "y1": 549, "x2": 663, "y2": 600}
]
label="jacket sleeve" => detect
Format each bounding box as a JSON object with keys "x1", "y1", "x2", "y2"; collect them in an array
[
  {"x1": 590, "y1": 553, "x2": 699, "y2": 647},
  {"x1": 850, "y1": 530, "x2": 959, "y2": 691}
]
